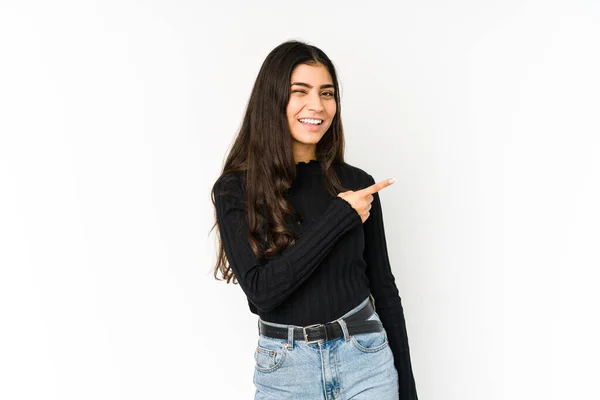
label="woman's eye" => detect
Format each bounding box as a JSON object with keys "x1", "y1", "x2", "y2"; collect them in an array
[{"x1": 291, "y1": 90, "x2": 334, "y2": 97}]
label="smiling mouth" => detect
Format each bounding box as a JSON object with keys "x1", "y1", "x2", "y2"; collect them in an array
[{"x1": 298, "y1": 118, "x2": 323, "y2": 125}]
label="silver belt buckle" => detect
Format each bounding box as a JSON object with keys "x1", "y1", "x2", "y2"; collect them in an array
[{"x1": 303, "y1": 324, "x2": 325, "y2": 344}]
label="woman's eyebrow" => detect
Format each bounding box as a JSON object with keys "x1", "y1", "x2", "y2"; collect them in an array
[{"x1": 291, "y1": 82, "x2": 335, "y2": 89}]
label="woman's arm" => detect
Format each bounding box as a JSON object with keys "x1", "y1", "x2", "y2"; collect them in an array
[
  {"x1": 362, "y1": 173, "x2": 419, "y2": 399},
  {"x1": 214, "y1": 175, "x2": 362, "y2": 312}
]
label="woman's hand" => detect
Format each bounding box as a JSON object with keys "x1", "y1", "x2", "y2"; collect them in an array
[{"x1": 337, "y1": 178, "x2": 395, "y2": 223}]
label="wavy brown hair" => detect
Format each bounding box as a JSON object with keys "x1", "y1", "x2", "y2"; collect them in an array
[{"x1": 210, "y1": 40, "x2": 352, "y2": 283}]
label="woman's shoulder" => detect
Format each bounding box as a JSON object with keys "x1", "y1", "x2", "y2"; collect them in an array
[
  {"x1": 213, "y1": 171, "x2": 247, "y2": 199},
  {"x1": 334, "y1": 160, "x2": 375, "y2": 186}
]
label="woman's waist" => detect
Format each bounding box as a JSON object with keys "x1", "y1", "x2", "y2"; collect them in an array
[{"x1": 257, "y1": 288, "x2": 372, "y2": 327}]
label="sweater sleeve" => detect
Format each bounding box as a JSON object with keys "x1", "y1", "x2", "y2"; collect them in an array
[
  {"x1": 213, "y1": 175, "x2": 363, "y2": 313},
  {"x1": 362, "y1": 174, "x2": 418, "y2": 399}
]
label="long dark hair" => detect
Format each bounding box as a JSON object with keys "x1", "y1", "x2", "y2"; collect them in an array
[{"x1": 210, "y1": 40, "x2": 351, "y2": 283}]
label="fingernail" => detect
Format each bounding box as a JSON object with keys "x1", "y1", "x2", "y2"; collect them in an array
[{"x1": 389, "y1": 178, "x2": 395, "y2": 184}]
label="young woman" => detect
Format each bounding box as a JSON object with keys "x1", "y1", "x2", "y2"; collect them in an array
[{"x1": 211, "y1": 40, "x2": 418, "y2": 399}]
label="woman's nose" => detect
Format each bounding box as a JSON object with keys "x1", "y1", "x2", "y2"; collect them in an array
[{"x1": 307, "y1": 97, "x2": 324, "y2": 112}]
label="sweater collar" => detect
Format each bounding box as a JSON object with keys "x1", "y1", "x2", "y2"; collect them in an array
[{"x1": 295, "y1": 159, "x2": 321, "y2": 175}]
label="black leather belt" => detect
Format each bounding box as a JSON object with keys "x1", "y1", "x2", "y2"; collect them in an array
[{"x1": 258, "y1": 299, "x2": 382, "y2": 344}]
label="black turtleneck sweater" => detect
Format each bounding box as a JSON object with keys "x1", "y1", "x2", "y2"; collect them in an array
[{"x1": 213, "y1": 159, "x2": 418, "y2": 399}]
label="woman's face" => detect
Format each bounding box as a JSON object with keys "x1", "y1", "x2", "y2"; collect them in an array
[{"x1": 286, "y1": 63, "x2": 337, "y2": 153}]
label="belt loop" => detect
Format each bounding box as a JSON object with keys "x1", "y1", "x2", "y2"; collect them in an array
[
  {"x1": 336, "y1": 317, "x2": 350, "y2": 342},
  {"x1": 287, "y1": 326, "x2": 295, "y2": 350}
]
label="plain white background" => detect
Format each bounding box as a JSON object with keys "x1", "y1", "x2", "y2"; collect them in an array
[{"x1": 1, "y1": 0, "x2": 599, "y2": 399}]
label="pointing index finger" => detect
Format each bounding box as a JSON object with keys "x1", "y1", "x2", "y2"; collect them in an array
[{"x1": 361, "y1": 178, "x2": 395, "y2": 195}]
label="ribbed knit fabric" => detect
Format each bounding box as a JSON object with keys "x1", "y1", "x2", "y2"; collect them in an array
[{"x1": 213, "y1": 159, "x2": 418, "y2": 399}]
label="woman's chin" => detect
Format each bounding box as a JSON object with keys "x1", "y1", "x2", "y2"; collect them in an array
[{"x1": 292, "y1": 137, "x2": 322, "y2": 146}]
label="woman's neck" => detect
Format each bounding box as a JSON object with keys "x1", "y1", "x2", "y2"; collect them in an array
[{"x1": 292, "y1": 143, "x2": 317, "y2": 164}]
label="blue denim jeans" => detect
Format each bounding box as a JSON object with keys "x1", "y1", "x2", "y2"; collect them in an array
[{"x1": 253, "y1": 297, "x2": 399, "y2": 399}]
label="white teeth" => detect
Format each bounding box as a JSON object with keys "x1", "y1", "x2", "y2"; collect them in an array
[{"x1": 299, "y1": 118, "x2": 323, "y2": 125}]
